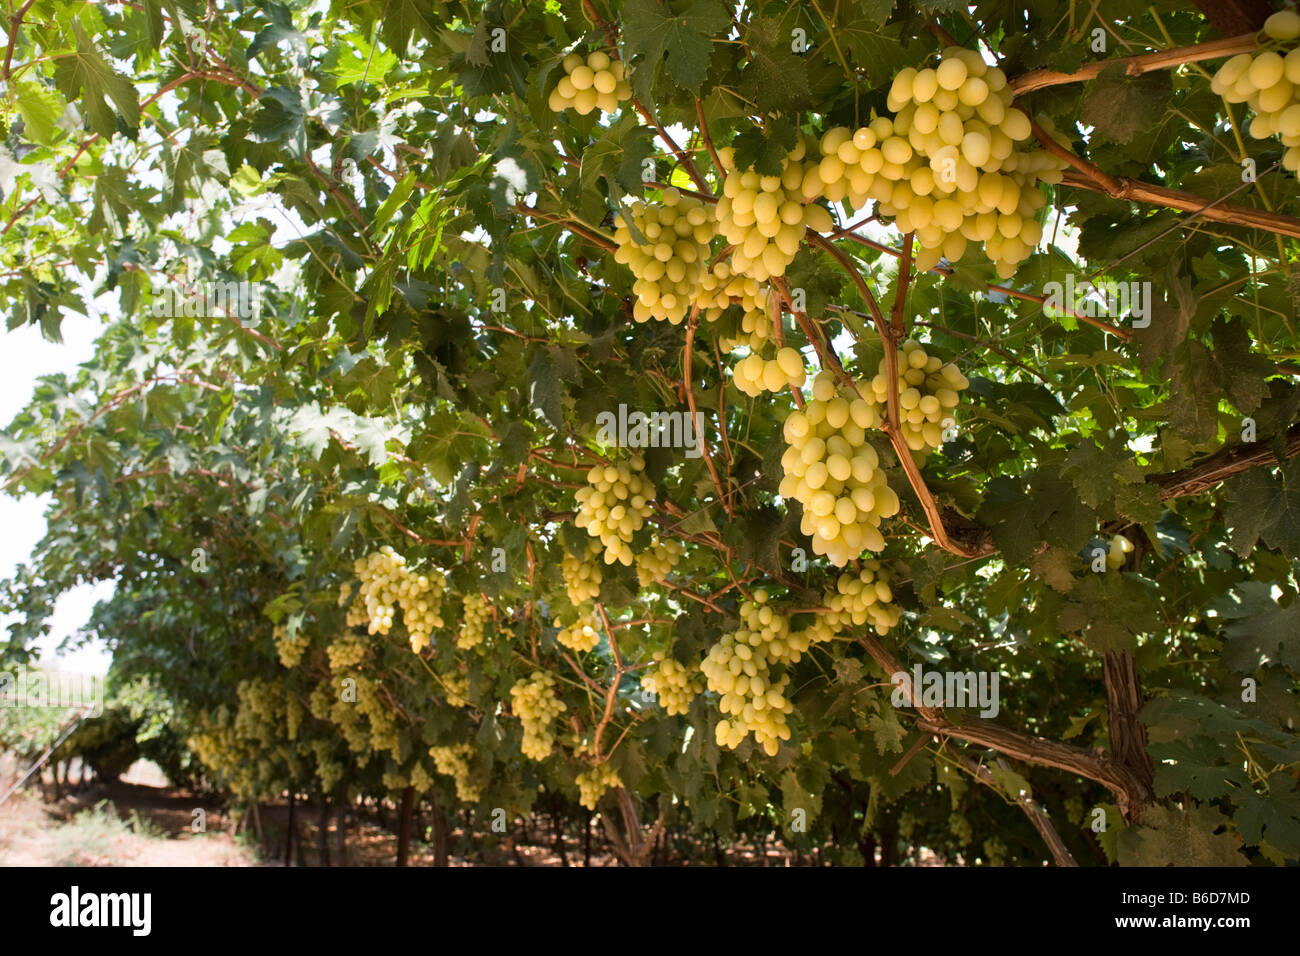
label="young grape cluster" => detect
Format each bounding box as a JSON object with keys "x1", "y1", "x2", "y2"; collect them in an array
[
  {"x1": 509, "y1": 671, "x2": 567, "y2": 761},
  {"x1": 562, "y1": 539, "x2": 603, "y2": 605},
  {"x1": 694, "y1": 261, "x2": 769, "y2": 322},
  {"x1": 613, "y1": 187, "x2": 716, "y2": 324},
  {"x1": 732, "y1": 345, "x2": 807, "y2": 397},
  {"x1": 714, "y1": 143, "x2": 836, "y2": 282},
  {"x1": 273, "y1": 622, "x2": 310, "y2": 668},
  {"x1": 641, "y1": 651, "x2": 703, "y2": 715},
  {"x1": 821, "y1": 561, "x2": 903, "y2": 636},
  {"x1": 548, "y1": 50, "x2": 631, "y2": 115},
  {"x1": 575, "y1": 763, "x2": 622, "y2": 811},
  {"x1": 635, "y1": 535, "x2": 683, "y2": 587},
  {"x1": 429, "y1": 743, "x2": 483, "y2": 802},
  {"x1": 1212, "y1": 12, "x2": 1300, "y2": 173},
  {"x1": 556, "y1": 612, "x2": 602, "y2": 653},
  {"x1": 457, "y1": 593, "x2": 492, "y2": 650},
  {"x1": 867, "y1": 339, "x2": 969, "y2": 451},
  {"x1": 779, "y1": 372, "x2": 901, "y2": 566},
  {"x1": 574, "y1": 455, "x2": 654, "y2": 566},
  {"x1": 409, "y1": 761, "x2": 434, "y2": 795}
]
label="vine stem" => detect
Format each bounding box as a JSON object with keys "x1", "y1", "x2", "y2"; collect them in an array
[{"x1": 1008, "y1": 32, "x2": 1260, "y2": 96}]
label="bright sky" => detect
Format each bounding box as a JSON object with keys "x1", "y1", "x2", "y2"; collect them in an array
[{"x1": 1, "y1": 313, "x2": 115, "y2": 676}]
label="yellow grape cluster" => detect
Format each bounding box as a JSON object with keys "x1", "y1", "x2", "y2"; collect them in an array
[
  {"x1": 700, "y1": 593, "x2": 796, "y2": 755},
  {"x1": 1212, "y1": 12, "x2": 1300, "y2": 173},
  {"x1": 440, "y1": 670, "x2": 470, "y2": 708},
  {"x1": 457, "y1": 593, "x2": 492, "y2": 650},
  {"x1": 429, "y1": 743, "x2": 482, "y2": 802},
  {"x1": 410, "y1": 762, "x2": 434, "y2": 795},
  {"x1": 641, "y1": 651, "x2": 703, "y2": 715},
  {"x1": 556, "y1": 612, "x2": 602, "y2": 653},
  {"x1": 732, "y1": 345, "x2": 807, "y2": 397},
  {"x1": 879, "y1": 49, "x2": 1066, "y2": 277},
  {"x1": 821, "y1": 561, "x2": 903, "y2": 637},
  {"x1": 575, "y1": 763, "x2": 622, "y2": 810},
  {"x1": 355, "y1": 676, "x2": 401, "y2": 758},
  {"x1": 273, "y1": 623, "x2": 310, "y2": 668},
  {"x1": 779, "y1": 372, "x2": 901, "y2": 566},
  {"x1": 349, "y1": 547, "x2": 448, "y2": 652},
  {"x1": 715, "y1": 143, "x2": 836, "y2": 281},
  {"x1": 286, "y1": 695, "x2": 303, "y2": 741},
  {"x1": 309, "y1": 740, "x2": 343, "y2": 793},
  {"x1": 635, "y1": 535, "x2": 683, "y2": 587},
  {"x1": 694, "y1": 261, "x2": 769, "y2": 321},
  {"x1": 510, "y1": 671, "x2": 567, "y2": 761},
  {"x1": 562, "y1": 539, "x2": 603, "y2": 605},
  {"x1": 719, "y1": 304, "x2": 777, "y2": 353},
  {"x1": 326, "y1": 635, "x2": 367, "y2": 671},
  {"x1": 548, "y1": 50, "x2": 631, "y2": 115},
  {"x1": 574, "y1": 455, "x2": 654, "y2": 566},
  {"x1": 867, "y1": 340, "x2": 969, "y2": 451},
  {"x1": 614, "y1": 187, "x2": 716, "y2": 324}
]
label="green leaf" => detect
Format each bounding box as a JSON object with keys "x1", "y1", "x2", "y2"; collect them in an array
[
  {"x1": 16, "y1": 81, "x2": 66, "y2": 146},
  {"x1": 1080, "y1": 62, "x2": 1172, "y2": 145},
  {"x1": 1212, "y1": 581, "x2": 1300, "y2": 672},
  {"x1": 52, "y1": 23, "x2": 140, "y2": 138},
  {"x1": 622, "y1": 0, "x2": 729, "y2": 102},
  {"x1": 739, "y1": 17, "x2": 813, "y2": 114},
  {"x1": 1222, "y1": 458, "x2": 1300, "y2": 558},
  {"x1": 1117, "y1": 804, "x2": 1248, "y2": 867}
]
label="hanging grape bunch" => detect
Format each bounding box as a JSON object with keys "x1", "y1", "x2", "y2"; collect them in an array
[
  {"x1": 868, "y1": 339, "x2": 970, "y2": 451},
  {"x1": 510, "y1": 671, "x2": 567, "y2": 761},
  {"x1": 1211, "y1": 11, "x2": 1300, "y2": 172},
  {"x1": 613, "y1": 187, "x2": 716, "y2": 324},
  {"x1": 573, "y1": 454, "x2": 655, "y2": 566},
  {"x1": 562, "y1": 538, "x2": 604, "y2": 605},
  {"x1": 548, "y1": 50, "x2": 631, "y2": 115},
  {"x1": 779, "y1": 372, "x2": 901, "y2": 566}
]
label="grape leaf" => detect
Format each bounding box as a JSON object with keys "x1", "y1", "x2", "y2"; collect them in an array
[
  {"x1": 1222, "y1": 458, "x2": 1300, "y2": 558},
  {"x1": 739, "y1": 17, "x2": 814, "y2": 113},
  {"x1": 622, "y1": 0, "x2": 729, "y2": 102},
  {"x1": 1080, "y1": 63, "x2": 1171, "y2": 145},
  {"x1": 52, "y1": 23, "x2": 140, "y2": 139},
  {"x1": 1212, "y1": 580, "x2": 1300, "y2": 671},
  {"x1": 1117, "y1": 804, "x2": 1248, "y2": 867}
]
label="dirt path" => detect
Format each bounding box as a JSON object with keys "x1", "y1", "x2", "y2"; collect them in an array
[{"x1": 0, "y1": 777, "x2": 257, "y2": 867}]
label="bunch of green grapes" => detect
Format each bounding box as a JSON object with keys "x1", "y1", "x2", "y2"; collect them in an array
[
  {"x1": 327, "y1": 635, "x2": 367, "y2": 671},
  {"x1": 509, "y1": 671, "x2": 567, "y2": 761},
  {"x1": 641, "y1": 651, "x2": 703, "y2": 715},
  {"x1": 732, "y1": 345, "x2": 807, "y2": 397},
  {"x1": 1212, "y1": 12, "x2": 1300, "y2": 172},
  {"x1": 950, "y1": 813, "x2": 974, "y2": 846},
  {"x1": 562, "y1": 539, "x2": 603, "y2": 605},
  {"x1": 693, "y1": 260, "x2": 769, "y2": 322},
  {"x1": 574, "y1": 454, "x2": 655, "y2": 566},
  {"x1": 821, "y1": 560, "x2": 903, "y2": 637},
  {"x1": 410, "y1": 761, "x2": 434, "y2": 795},
  {"x1": 714, "y1": 143, "x2": 836, "y2": 282},
  {"x1": 635, "y1": 535, "x2": 683, "y2": 587},
  {"x1": 310, "y1": 740, "x2": 343, "y2": 793},
  {"x1": 350, "y1": 547, "x2": 447, "y2": 652},
  {"x1": 308, "y1": 680, "x2": 336, "y2": 719},
  {"x1": 440, "y1": 669, "x2": 470, "y2": 708},
  {"x1": 575, "y1": 763, "x2": 622, "y2": 811},
  {"x1": 273, "y1": 622, "x2": 310, "y2": 668},
  {"x1": 811, "y1": 49, "x2": 1064, "y2": 277},
  {"x1": 457, "y1": 593, "x2": 492, "y2": 650},
  {"x1": 613, "y1": 187, "x2": 716, "y2": 324},
  {"x1": 286, "y1": 695, "x2": 303, "y2": 741},
  {"x1": 547, "y1": 50, "x2": 631, "y2": 115},
  {"x1": 867, "y1": 340, "x2": 969, "y2": 451},
  {"x1": 718, "y1": 304, "x2": 775, "y2": 353},
  {"x1": 382, "y1": 770, "x2": 410, "y2": 794},
  {"x1": 429, "y1": 743, "x2": 482, "y2": 802},
  {"x1": 700, "y1": 591, "x2": 801, "y2": 756},
  {"x1": 556, "y1": 612, "x2": 602, "y2": 653},
  {"x1": 778, "y1": 372, "x2": 901, "y2": 566}
]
